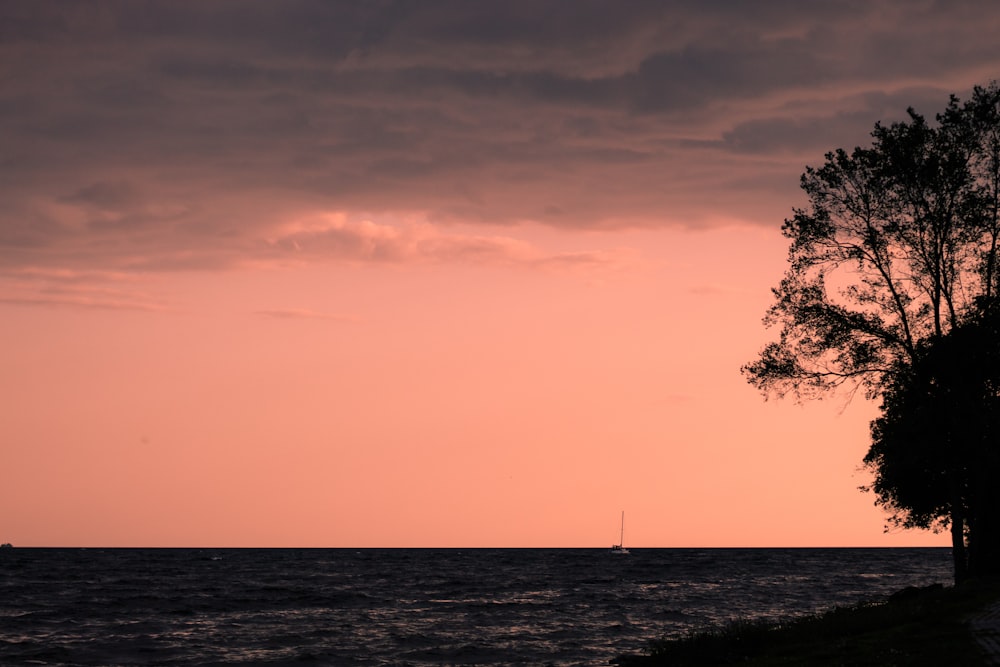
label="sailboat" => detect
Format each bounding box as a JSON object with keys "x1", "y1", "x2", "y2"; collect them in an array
[{"x1": 610, "y1": 511, "x2": 630, "y2": 554}]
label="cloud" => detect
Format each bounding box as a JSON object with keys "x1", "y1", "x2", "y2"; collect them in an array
[
  {"x1": 2, "y1": 1, "x2": 998, "y2": 275},
  {"x1": 263, "y1": 213, "x2": 638, "y2": 274},
  {"x1": 0, "y1": 268, "x2": 169, "y2": 311},
  {"x1": 253, "y1": 308, "x2": 359, "y2": 322},
  {"x1": 686, "y1": 87, "x2": 960, "y2": 156},
  {"x1": 0, "y1": 293, "x2": 165, "y2": 312}
]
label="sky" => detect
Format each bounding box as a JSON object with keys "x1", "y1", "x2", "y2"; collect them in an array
[{"x1": 3, "y1": 1, "x2": 999, "y2": 547}]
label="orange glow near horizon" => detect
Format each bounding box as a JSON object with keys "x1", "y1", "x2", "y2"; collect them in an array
[{"x1": 1, "y1": 225, "x2": 947, "y2": 547}]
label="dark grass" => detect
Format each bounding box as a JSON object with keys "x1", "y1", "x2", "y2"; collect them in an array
[{"x1": 616, "y1": 579, "x2": 1000, "y2": 666}]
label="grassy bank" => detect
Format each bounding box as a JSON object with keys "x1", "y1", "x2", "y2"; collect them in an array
[{"x1": 616, "y1": 580, "x2": 1000, "y2": 666}]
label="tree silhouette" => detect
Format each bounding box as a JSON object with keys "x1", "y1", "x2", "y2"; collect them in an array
[
  {"x1": 865, "y1": 303, "x2": 1000, "y2": 580},
  {"x1": 743, "y1": 83, "x2": 1000, "y2": 581}
]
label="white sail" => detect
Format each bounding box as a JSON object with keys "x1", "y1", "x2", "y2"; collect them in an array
[{"x1": 610, "y1": 511, "x2": 629, "y2": 554}]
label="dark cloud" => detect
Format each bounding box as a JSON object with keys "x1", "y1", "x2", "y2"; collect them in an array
[
  {"x1": 631, "y1": 43, "x2": 826, "y2": 113},
  {"x1": 708, "y1": 87, "x2": 954, "y2": 155},
  {"x1": 1, "y1": 0, "x2": 998, "y2": 274},
  {"x1": 59, "y1": 181, "x2": 141, "y2": 208}
]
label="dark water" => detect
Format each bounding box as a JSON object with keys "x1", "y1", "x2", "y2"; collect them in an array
[{"x1": 0, "y1": 548, "x2": 952, "y2": 666}]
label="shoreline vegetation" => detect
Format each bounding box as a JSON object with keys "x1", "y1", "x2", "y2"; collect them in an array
[{"x1": 616, "y1": 579, "x2": 1000, "y2": 666}]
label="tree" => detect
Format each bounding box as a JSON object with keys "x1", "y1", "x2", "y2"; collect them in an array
[
  {"x1": 865, "y1": 303, "x2": 1000, "y2": 580},
  {"x1": 743, "y1": 83, "x2": 1000, "y2": 582}
]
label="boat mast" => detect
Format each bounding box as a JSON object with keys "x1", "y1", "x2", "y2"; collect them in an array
[{"x1": 620, "y1": 511, "x2": 624, "y2": 546}]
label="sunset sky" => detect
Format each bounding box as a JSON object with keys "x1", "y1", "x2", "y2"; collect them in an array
[{"x1": 4, "y1": 1, "x2": 999, "y2": 547}]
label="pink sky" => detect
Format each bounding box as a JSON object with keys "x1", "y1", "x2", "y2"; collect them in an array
[{"x1": 3, "y1": 1, "x2": 998, "y2": 546}]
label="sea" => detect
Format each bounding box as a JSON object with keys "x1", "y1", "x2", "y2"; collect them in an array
[{"x1": 0, "y1": 547, "x2": 953, "y2": 666}]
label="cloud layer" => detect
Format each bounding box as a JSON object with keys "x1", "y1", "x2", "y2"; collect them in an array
[{"x1": 3, "y1": 0, "x2": 999, "y2": 274}]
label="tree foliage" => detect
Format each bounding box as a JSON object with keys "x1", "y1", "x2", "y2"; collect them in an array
[
  {"x1": 745, "y1": 84, "x2": 1000, "y2": 400},
  {"x1": 865, "y1": 305, "x2": 1000, "y2": 576},
  {"x1": 743, "y1": 82, "x2": 1000, "y2": 579}
]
